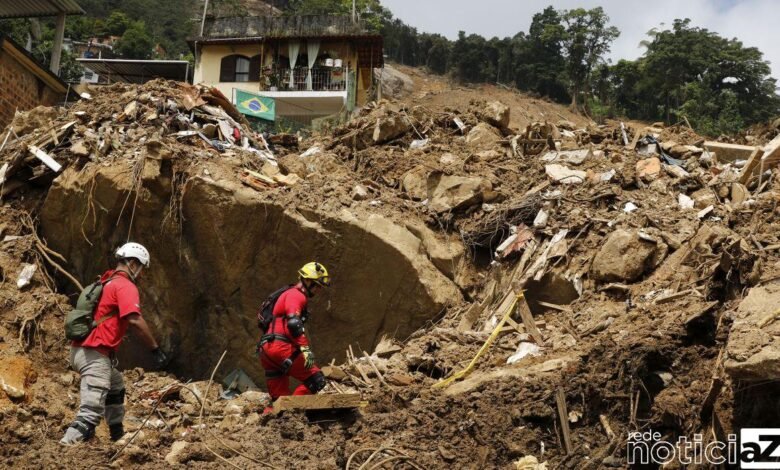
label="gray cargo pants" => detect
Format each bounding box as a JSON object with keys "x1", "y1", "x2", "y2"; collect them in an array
[{"x1": 68, "y1": 346, "x2": 125, "y2": 433}]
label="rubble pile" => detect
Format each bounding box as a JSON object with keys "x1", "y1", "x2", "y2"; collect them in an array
[{"x1": 1, "y1": 77, "x2": 780, "y2": 468}]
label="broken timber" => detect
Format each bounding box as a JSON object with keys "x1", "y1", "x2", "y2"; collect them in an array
[
  {"x1": 272, "y1": 393, "x2": 364, "y2": 413},
  {"x1": 556, "y1": 388, "x2": 573, "y2": 454}
]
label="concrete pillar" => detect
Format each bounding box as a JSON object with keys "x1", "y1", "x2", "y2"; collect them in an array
[{"x1": 50, "y1": 13, "x2": 66, "y2": 75}]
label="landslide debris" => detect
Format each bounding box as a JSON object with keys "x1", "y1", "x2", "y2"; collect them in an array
[{"x1": 1, "y1": 74, "x2": 780, "y2": 469}]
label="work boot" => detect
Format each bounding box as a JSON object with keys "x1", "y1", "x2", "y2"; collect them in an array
[
  {"x1": 59, "y1": 423, "x2": 94, "y2": 446},
  {"x1": 109, "y1": 423, "x2": 125, "y2": 442}
]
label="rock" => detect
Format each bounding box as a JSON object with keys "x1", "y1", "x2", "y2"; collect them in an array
[
  {"x1": 545, "y1": 164, "x2": 586, "y2": 184},
  {"x1": 178, "y1": 442, "x2": 217, "y2": 463},
  {"x1": 690, "y1": 188, "x2": 717, "y2": 209},
  {"x1": 351, "y1": 184, "x2": 370, "y2": 201},
  {"x1": 373, "y1": 115, "x2": 411, "y2": 143},
  {"x1": 590, "y1": 230, "x2": 659, "y2": 283},
  {"x1": 12, "y1": 424, "x2": 34, "y2": 440},
  {"x1": 116, "y1": 430, "x2": 145, "y2": 447},
  {"x1": 514, "y1": 455, "x2": 548, "y2": 470},
  {"x1": 557, "y1": 120, "x2": 576, "y2": 130},
  {"x1": 16, "y1": 407, "x2": 32, "y2": 422},
  {"x1": 439, "y1": 153, "x2": 459, "y2": 165},
  {"x1": 228, "y1": 390, "x2": 270, "y2": 414},
  {"x1": 400, "y1": 165, "x2": 429, "y2": 200},
  {"x1": 465, "y1": 123, "x2": 501, "y2": 149},
  {"x1": 426, "y1": 172, "x2": 496, "y2": 213},
  {"x1": 59, "y1": 372, "x2": 75, "y2": 386},
  {"x1": 636, "y1": 157, "x2": 661, "y2": 181},
  {"x1": 0, "y1": 356, "x2": 31, "y2": 400},
  {"x1": 386, "y1": 373, "x2": 415, "y2": 386},
  {"x1": 224, "y1": 404, "x2": 243, "y2": 415},
  {"x1": 165, "y1": 441, "x2": 190, "y2": 465},
  {"x1": 602, "y1": 456, "x2": 623, "y2": 467},
  {"x1": 540, "y1": 149, "x2": 592, "y2": 165},
  {"x1": 725, "y1": 282, "x2": 780, "y2": 380},
  {"x1": 678, "y1": 194, "x2": 694, "y2": 210},
  {"x1": 475, "y1": 149, "x2": 501, "y2": 162},
  {"x1": 321, "y1": 365, "x2": 347, "y2": 380},
  {"x1": 70, "y1": 140, "x2": 90, "y2": 157},
  {"x1": 246, "y1": 412, "x2": 261, "y2": 425},
  {"x1": 478, "y1": 101, "x2": 510, "y2": 128},
  {"x1": 405, "y1": 220, "x2": 465, "y2": 279},
  {"x1": 374, "y1": 65, "x2": 414, "y2": 99}
]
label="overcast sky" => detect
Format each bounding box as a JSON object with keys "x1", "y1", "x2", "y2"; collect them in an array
[{"x1": 380, "y1": 0, "x2": 779, "y2": 79}]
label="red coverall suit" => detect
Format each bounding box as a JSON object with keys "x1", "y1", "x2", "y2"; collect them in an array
[{"x1": 259, "y1": 286, "x2": 325, "y2": 399}]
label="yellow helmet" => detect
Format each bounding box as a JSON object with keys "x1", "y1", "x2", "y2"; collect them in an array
[{"x1": 298, "y1": 262, "x2": 330, "y2": 287}]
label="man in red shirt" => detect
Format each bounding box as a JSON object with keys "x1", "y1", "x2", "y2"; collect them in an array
[
  {"x1": 259, "y1": 262, "x2": 330, "y2": 403},
  {"x1": 60, "y1": 242, "x2": 167, "y2": 445}
]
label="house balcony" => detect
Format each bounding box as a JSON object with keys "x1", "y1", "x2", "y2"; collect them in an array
[{"x1": 260, "y1": 66, "x2": 348, "y2": 94}]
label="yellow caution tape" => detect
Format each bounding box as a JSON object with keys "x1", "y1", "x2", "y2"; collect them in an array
[{"x1": 432, "y1": 292, "x2": 524, "y2": 389}]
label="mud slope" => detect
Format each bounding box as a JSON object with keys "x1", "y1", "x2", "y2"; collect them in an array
[{"x1": 39, "y1": 163, "x2": 460, "y2": 379}]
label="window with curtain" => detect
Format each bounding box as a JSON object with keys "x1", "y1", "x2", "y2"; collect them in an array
[{"x1": 220, "y1": 55, "x2": 252, "y2": 82}]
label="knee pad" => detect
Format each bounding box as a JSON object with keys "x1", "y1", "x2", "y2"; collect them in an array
[
  {"x1": 106, "y1": 388, "x2": 125, "y2": 406},
  {"x1": 303, "y1": 371, "x2": 326, "y2": 393}
]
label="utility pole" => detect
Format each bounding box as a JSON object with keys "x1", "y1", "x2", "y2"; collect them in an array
[{"x1": 199, "y1": 0, "x2": 210, "y2": 36}]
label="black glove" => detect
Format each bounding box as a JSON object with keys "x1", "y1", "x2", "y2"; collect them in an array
[{"x1": 151, "y1": 348, "x2": 168, "y2": 368}]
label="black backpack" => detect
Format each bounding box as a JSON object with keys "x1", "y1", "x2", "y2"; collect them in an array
[{"x1": 257, "y1": 285, "x2": 294, "y2": 333}]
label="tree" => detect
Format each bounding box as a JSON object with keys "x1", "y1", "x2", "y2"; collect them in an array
[
  {"x1": 560, "y1": 7, "x2": 619, "y2": 109},
  {"x1": 104, "y1": 11, "x2": 131, "y2": 36},
  {"x1": 115, "y1": 21, "x2": 153, "y2": 59},
  {"x1": 513, "y1": 6, "x2": 569, "y2": 102},
  {"x1": 633, "y1": 19, "x2": 779, "y2": 134}
]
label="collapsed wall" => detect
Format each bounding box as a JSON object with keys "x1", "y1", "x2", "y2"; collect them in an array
[{"x1": 39, "y1": 162, "x2": 461, "y2": 380}]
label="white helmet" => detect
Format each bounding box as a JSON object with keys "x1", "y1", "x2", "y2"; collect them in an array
[{"x1": 115, "y1": 242, "x2": 150, "y2": 267}]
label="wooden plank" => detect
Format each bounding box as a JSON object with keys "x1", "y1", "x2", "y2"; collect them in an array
[
  {"x1": 28, "y1": 145, "x2": 62, "y2": 172},
  {"x1": 556, "y1": 388, "x2": 573, "y2": 454},
  {"x1": 537, "y1": 301, "x2": 573, "y2": 313},
  {"x1": 272, "y1": 393, "x2": 362, "y2": 413},
  {"x1": 738, "y1": 148, "x2": 763, "y2": 185},
  {"x1": 517, "y1": 295, "x2": 544, "y2": 345}
]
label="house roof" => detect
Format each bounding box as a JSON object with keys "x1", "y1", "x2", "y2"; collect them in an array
[
  {"x1": 0, "y1": 33, "x2": 68, "y2": 93},
  {"x1": 76, "y1": 58, "x2": 191, "y2": 84},
  {"x1": 0, "y1": 0, "x2": 84, "y2": 18}
]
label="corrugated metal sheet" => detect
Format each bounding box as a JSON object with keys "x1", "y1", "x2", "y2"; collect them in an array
[
  {"x1": 0, "y1": 0, "x2": 84, "y2": 18},
  {"x1": 77, "y1": 59, "x2": 190, "y2": 84}
]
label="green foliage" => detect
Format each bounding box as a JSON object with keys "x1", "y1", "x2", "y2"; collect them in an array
[
  {"x1": 288, "y1": 0, "x2": 390, "y2": 31},
  {"x1": 596, "y1": 19, "x2": 779, "y2": 135},
  {"x1": 560, "y1": 7, "x2": 620, "y2": 109},
  {"x1": 115, "y1": 22, "x2": 154, "y2": 60},
  {"x1": 105, "y1": 12, "x2": 131, "y2": 36}
]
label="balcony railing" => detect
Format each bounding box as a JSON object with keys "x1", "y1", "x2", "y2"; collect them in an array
[{"x1": 261, "y1": 66, "x2": 347, "y2": 92}]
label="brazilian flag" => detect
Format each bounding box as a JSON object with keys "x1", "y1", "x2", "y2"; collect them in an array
[{"x1": 235, "y1": 89, "x2": 275, "y2": 121}]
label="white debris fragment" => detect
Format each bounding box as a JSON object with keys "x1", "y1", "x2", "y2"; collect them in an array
[
  {"x1": 678, "y1": 194, "x2": 695, "y2": 209},
  {"x1": 17, "y1": 264, "x2": 37, "y2": 289},
  {"x1": 623, "y1": 202, "x2": 638, "y2": 213},
  {"x1": 507, "y1": 342, "x2": 542, "y2": 364}
]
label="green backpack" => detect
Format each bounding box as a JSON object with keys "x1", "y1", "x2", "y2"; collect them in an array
[{"x1": 64, "y1": 276, "x2": 118, "y2": 341}]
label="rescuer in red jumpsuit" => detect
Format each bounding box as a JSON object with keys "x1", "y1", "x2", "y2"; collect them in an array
[{"x1": 259, "y1": 262, "x2": 329, "y2": 403}]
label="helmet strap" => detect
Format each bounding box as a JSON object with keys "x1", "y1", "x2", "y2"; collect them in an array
[{"x1": 301, "y1": 278, "x2": 315, "y2": 298}]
